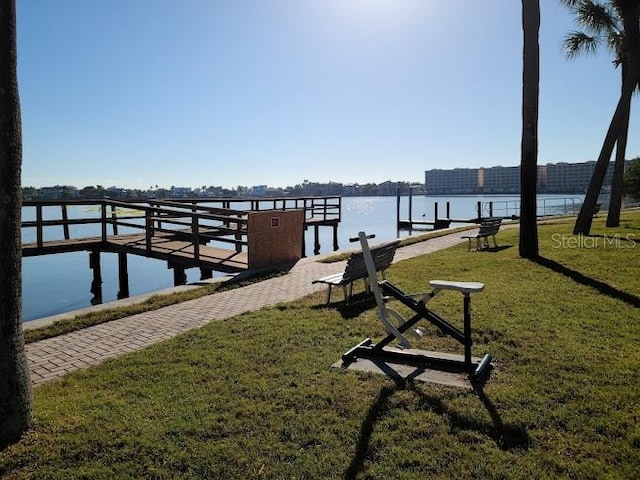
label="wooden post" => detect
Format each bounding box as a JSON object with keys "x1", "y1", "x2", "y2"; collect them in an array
[
  {"x1": 396, "y1": 190, "x2": 401, "y2": 235},
  {"x1": 192, "y1": 213, "x2": 200, "y2": 261},
  {"x1": 332, "y1": 224, "x2": 339, "y2": 251},
  {"x1": 434, "y1": 202, "x2": 439, "y2": 222},
  {"x1": 314, "y1": 224, "x2": 320, "y2": 255},
  {"x1": 89, "y1": 251, "x2": 103, "y2": 304},
  {"x1": 101, "y1": 202, "x2": 107, "y2": 242},
  {"x1": 235, "y1": 216, "x2": 242, "y2": 253},
  {"x1": 301, "y1": 225, "x2": 307, "y2": 258},
  {"x1": 173, "y1": 266, "x2": 187, "y2": 286},
  {"x1": 408, "y1": 188, "x2": 413, "y2": 225},
  {"x1": 36, "y1": 204, "x2": 43, "y2": 248},
  {"x1": 117, "y1": 252, "x2": 129, "y2": 299},
  {"x1": 110, "y1": 204, "x2": 118, "y2": 235},
  {"x1": 62, "y1": 204, "x2": 70, "y2": 240},
  {"x1": 145, "y1": 209, "x2": 153, "y2": 252},
  {"x1": 476, "y1": 201, "x2": 482, "y2": 221},
  {"x1": 200, "y1": 268, "x2": 213, "y2": 280},
  {"x1": 446, "y1": 201, "x2": 451, "y2": 219}
]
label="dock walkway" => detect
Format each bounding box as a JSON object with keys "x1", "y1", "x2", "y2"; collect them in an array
[{"x1": 25, "y1": 229, "x2": 475, "y2": 386}]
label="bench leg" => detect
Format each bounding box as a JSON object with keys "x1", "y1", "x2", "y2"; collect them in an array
[
  {"x1": 343, "y1": 284, "x2": 354, "y2": 303},
  {"x1": 492, "y1": 234, "x2": 498, "y2": 248},
  {"x1": 325, "y1": 286, "x2": 333, "y2": 304}
]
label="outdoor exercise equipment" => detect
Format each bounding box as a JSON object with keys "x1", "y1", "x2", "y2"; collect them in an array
[{"x1": 341, "y1": 231, "x2": 492, "y2": 380}]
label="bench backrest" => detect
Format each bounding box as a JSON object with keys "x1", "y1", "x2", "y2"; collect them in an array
[
  {"x1": 478, "y1": 219, "x2": 501, "y2": 236},
  {"x1": 343, "y1": 240, "x2": 400, "y2": 282}
]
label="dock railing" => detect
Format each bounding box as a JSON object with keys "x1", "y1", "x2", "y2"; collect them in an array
[
  {"x1": 167, "y1": 195, "x2": 342, "y2": 224},
  {"x1": 477, "y1": 197, "x2": 583, "y2": 219},
  {"x1": 22, "y1": 199, "x2": 249, "y2": 261}
]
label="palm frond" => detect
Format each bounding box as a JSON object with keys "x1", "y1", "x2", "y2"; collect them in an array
[
  {"x1": 559, "y1": 0, "x2": 583, "y2": 8},
  {"x1": 606, "y1": 31, "x2": 626, "y2": 63},
  {"x1": 563, "y1": 31, "x2": 601, "y2": 58},
  {"x1": 576, "y1": 1, "x2": 620, "y2": 34}
]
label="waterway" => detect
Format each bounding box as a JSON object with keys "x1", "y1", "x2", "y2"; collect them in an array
[{"x1": 22, "y1": 194, "x2": 583, "y2": 322}]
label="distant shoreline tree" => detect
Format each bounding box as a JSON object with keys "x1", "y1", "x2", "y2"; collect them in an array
[
  {"x1": 624, "y1": 157, "x2": 640, "y2": 199},
  {"x1": 0, "y1": 0, "x2": 33, "y2": 449}
]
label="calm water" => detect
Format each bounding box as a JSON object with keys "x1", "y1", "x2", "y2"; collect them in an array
[{"x1": 22, "y1": 194, "x2": 582, "y2": 322}]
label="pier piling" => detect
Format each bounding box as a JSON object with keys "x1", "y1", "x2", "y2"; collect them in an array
[
  {"x1": 117, "y1": 253, "x2": 129, "y2": 299},
  {"x1": 89, "y1": 251, "x2": 103, "y2": 304}
]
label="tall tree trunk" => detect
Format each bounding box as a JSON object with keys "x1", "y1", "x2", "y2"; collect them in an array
[
  {"x1": 607, "y1": 20, "x2": 640, "y2": 226},
  {"x1": 0, "y1": 0, "x2": 32, "y2": 450},
  {"x1": 574, "y1": 95, "x2": 627, "y2": 234},
  {"x1": 606, "y1": 83, "x2": 630, "y2": 227},
  {"x1": 520, "y1": 0, "x2": 540, "y2": 259},
  {"x1": 575, "y1": 1, "x2": 640, "y2": 235}
]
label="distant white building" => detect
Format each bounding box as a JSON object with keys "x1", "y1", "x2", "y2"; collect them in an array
[
  {"x1": 251, "y1": 185, "x2": 268, "y2": 196},
  {"x1": 482, "y1": 166, "x2": 520, "y2": 193},
  {"x1": 172, "y1": 187, "x2": 193, "y2": 197},
  {"x1": 425, "y1": 168, "x2": 479, "y2": 194},
  {"x1": 425, "y1": 160, "x2": 631, "y2": 194}
]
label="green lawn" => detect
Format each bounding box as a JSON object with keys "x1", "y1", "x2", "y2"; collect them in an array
[{"x1": 2, "y1": 212, "x2": 639, "y2": 479}]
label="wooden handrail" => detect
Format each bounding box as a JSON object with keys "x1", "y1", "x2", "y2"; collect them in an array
[{"x1": 21, "y1": 196, "x2": 339, "y2": 261}]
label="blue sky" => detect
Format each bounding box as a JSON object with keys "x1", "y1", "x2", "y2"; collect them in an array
[{"x1": 16, "y1": 0, "x2": 640, "y2": 189}]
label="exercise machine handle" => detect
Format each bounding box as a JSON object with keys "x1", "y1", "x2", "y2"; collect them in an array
[{"x1": 349, "y1": 233, "x2": 375, "y2": 243}]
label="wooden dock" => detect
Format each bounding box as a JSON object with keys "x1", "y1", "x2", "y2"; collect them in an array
[
  {"x1": 22, "y1": 231, "x2": 249, "y2": 273},
  {"x1": 22, "y1": 196, "x2": 341, "y2": 302}
]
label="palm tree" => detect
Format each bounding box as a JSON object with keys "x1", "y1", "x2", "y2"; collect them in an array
[
  {"x1": 562, "y1": 0, "x2": 638, "y2": 227},
  {"x1": 520, "y1": 0, "x2": 540, "y2": 259},
  {"x1": 566, "y1": 0, "x2": 640, "y2": 234},
  {"x1": 0, "y1": 0, "x2": 32, "y2": 449}
]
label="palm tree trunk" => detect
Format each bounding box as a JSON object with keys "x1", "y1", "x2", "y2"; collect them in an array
[
  {"x1": 0, "y1": 0, "x2": 32, "y2": 450},
  {"x1": 606, "y1": 89, "x2": 631, "y2": 227},
  {"x1": 607, "y1": 18, "x2": 640, "y2": 227},
  {"x1": 574, "y1": 2, "x2": 640, "y2": 235},
  {"x1": 520, "y1": 0, "x2": 540, "y2": 259},
  {"x1": 574, "y1": 94, "x2": 630, "y2": 234}
]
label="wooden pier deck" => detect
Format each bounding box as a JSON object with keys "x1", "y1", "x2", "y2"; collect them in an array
[
  {"x1": 22, "y1": 196, "x2": 342, "y2": 299},
  {"x1": 22, "y1": 230, "x2": 249, "y2": 273}
]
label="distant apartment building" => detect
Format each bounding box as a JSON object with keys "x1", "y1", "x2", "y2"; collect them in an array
[
  {"x1": 172, "y1": 187, "x2": 194, "y2": 197},
  {"x1": 542, "y1": 161, "x2": 617, "y2": 193},
  {"x1": 251, "y1": 185, "x2": 268, "y2": 196},
  {"x1": 481, "y1": 166, "x2": 520, "y2": 193},
  {"x1": 425, "y1": 160, "x2": 630, "y2": 194},
  {"x1": 425, "y1": 168, "x2": 479, "y2": 194}
]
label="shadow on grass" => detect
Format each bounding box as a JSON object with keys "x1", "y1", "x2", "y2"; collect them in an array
[
  {"x1": 343, "y1": 378, "x2": 529, "y2": 479},
  {"x1": 337, "y1": 295, "x2": 377, "y2": 319},
  {"x1": 310, "y1": 292, "x2": 377, "y2": 319},
  {"x1": 534, "y1": 256, "x2": 640, "y2": 308},
  {"x1": 478, "y1": 245, "x2": 513, "y2": 253}
]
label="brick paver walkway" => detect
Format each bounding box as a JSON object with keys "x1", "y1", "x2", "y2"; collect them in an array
[{"x1": 25, "y1": 230, "x2": 474, "y2": 386}]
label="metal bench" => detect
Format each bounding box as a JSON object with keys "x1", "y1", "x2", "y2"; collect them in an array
[
  {"x1": 312, "y1": 239, "x2": 400, "y2": 304},
  {"x1": 461, "y1": 218, "x2": 502, "y2": 251}
]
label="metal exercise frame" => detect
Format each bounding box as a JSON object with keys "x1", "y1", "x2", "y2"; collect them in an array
[{"x1": 341, "y1": 231, "x2": 492, "y2": 379}]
